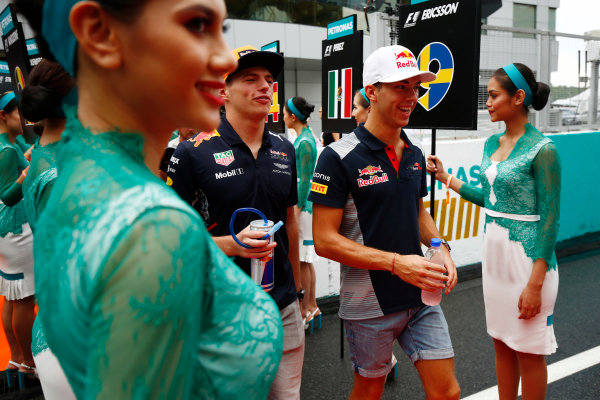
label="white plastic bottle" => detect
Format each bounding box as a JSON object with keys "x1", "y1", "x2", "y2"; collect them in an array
[{"x1": 421, "y1": 238, "x2": 445, "y2": 306}]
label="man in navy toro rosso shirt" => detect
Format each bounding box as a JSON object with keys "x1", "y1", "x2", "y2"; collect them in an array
[
  {"x1": 309, "y1": 45, "x2": 460, "y2": 399},
  {"x1": 167, "y1": 46, "x2": 304, "y2": 399}
]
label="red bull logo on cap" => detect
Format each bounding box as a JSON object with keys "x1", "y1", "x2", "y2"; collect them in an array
[
  {"x1": 395, "y1": 50, "x2": 415, "y2": 60},
  {"x1": 394, "y1": 50, "x2": 417, "y2": 69}
]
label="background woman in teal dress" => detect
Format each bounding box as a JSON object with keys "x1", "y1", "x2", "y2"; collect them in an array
[
  {"x1": 428, "y1": 63, "x2": 560, "y2": 400},
  {"x1": 283, "y1": 97, "x2": 319, "y2": 328},
  {"x1": 20, "y1": 58, "x2": 76, "y2": 397},
  {"x1": 17, "y1": 0, "x2": 283, "y2": 399},
  {"x1": 0, "y1": 91, "x2": 37, "y2": 389}
]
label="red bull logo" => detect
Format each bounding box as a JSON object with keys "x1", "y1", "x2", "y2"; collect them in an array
[
  {"x1": 411, "y1": 162, "x2": 422, "y2": 171},
  {"x1": 395, "y1": 50, "x2": 414, "y2": 60},
  {"x1": 358, "y1": 165, "x2": 383, "y2": 176},
  {"x1": 190, "y1": 130, "x2": 220, "y2": 147}
]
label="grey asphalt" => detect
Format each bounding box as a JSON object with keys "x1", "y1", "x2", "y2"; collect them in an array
[{"x1": 301, "y1": 250, "x2": 600, "y2": 399}]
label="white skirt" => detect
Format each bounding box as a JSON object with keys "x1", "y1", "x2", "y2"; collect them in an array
[
  {"x1": 482, "y1": 221, "x2": 558, "y2": 355},
  {"x1": 0, "y1": 223, "x2": 34, "y2": 300},
  {"x1": 298, "y1": 210, "x2": 316, "y2": 263}
]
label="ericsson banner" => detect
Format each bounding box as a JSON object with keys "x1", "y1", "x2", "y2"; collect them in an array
[
  {"x1": 397, "y1": 0, "x2": 481, "y2": 130},
  {"x1": 261, "y1": 40, "x2": 285, "y2": 134},
  {"x1": 321, "y1": 17, "x2": 363, "y2": 133}
]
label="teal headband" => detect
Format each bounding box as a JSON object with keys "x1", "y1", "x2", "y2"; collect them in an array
[
  {"x1": 0, "y1": 92, "x2": 15, "y2": 111},
  {"x1": 287, "y1": 98, "x2": 306, "y2": 121},
  {"x1": 502, "y1": 64, "x2": 533, "y2": 107},
  {"x1": 42, "y1": 0, "x2": 79, "y2": 76},
  {"x1": 359, "y1": 88, "x2": 370, "y2": 105}
]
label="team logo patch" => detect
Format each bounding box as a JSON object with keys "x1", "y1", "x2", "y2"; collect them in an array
[
  {"x1": 213, "y1": 150, "x2": 235, "y2": 166},
  {"x1": 411, "y1": 162, "x2": 422, "y2": 171},
  {"x1": 310, "y1": 182, "x2": 328, "y2": 195},
  {"x1": 269, "y1": 149, "x2": 288, "y2": 161},
  {"x1": 190, "y1": 130, "x2": 220, "y2": 147},
  {"x1": 357, "y1": 165, "x2": 389, "y2": 187}
]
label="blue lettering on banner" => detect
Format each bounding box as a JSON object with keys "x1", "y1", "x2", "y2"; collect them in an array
[{"x1": 327, "y1": 16, "x2": 355, "y2": 40}]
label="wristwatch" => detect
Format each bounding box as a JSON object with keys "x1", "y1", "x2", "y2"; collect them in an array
[
  {"x1": 440, "y1": 239, "x2": 451, "y2": 252},
  {"x1": 297, "y1": 289, "x2": 305, "y2": 301}
]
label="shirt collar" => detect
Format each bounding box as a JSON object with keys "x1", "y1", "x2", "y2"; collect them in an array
[
  {"x1": 354, "y1": 123, "x2": 413, "y2": 152},
  {"x1": 218, "y1": 116, "x2": 273, "y2": 148}
]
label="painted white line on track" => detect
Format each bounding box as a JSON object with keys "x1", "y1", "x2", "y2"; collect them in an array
[{"x1": 462, "y1": 345, "x2": 600, "y2": 400}]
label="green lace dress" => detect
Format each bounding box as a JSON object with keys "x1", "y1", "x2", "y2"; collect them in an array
[
  {"x1": 293, "y1": 127, "x2": 317, "y2": 262},
  {"x1": 0, "y1": 133, "x2": 34, "y2": 300},
  {"x1": 34, "y1": 109, "x2": 283, "y2": 399},
  {"x1": 459, "y1": 123, "x2": 560, "y2": 355}
]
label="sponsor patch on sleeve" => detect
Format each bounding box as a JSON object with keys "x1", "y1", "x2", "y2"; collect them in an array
[
  {"x1": 166, "y1": 177, "x2": 173, "y2": 186},
  {"x1": 310, "y1": 182, "x2": 328, "y2": 195}
]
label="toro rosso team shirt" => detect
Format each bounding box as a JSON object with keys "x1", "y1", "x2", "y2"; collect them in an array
[
  {"x1": 167, "y1": 116, "x2": 298, "y2": 310},
  {"x1": 308, "y1": 124, "x2": 428, "y2": 320}
]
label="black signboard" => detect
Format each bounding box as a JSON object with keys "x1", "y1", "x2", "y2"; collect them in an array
[
  {"x1": 1, "y1": 4, "x2": 32, "y2": 99},
  {"x1": 261, "y1": 40, "x2": 285, "y2": 134},
  {"x1": 397, "y1": 0, "x2": 481, "y2": 129},
  {"x1": 321, "y1": 31, "x2": 363, "y2": 133}
]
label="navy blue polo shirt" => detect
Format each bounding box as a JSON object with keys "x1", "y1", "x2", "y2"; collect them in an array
[
  {"x1": 167, "y1": 116, "x2": 298, "y2": 310},
  {"x1": 308, "y1": 123, "x2": 428, "y2": 320}
]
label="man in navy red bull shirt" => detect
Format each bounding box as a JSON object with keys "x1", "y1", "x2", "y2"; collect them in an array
[
  {"x1": 309, "y1": 45, "x2": 460, "y2": 399},
  {"x1": 167, "y1": 46, "x2": 304, "y2": 399}
]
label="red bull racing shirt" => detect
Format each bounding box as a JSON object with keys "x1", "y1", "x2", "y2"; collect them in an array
[
  {"x1": 308, "y1": 124, "x2": 428, "y2": 320},
  {"x1": 167, "y1": 116, "x2": 298, "y2": 310}
]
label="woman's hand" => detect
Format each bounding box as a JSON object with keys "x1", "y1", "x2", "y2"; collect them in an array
[
  {"x1": 518, "y1": 283, "x2": 542, "y2": 319},
  {"x1": 16, "y1": 165, "x2": 29, "y2": 185},
  {"x1": 426, "y1": 155, "x2": 448, "y2": 182}
]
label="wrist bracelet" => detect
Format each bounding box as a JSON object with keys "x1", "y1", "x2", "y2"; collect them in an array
[
  {"x1": 391, "y1": 253, "x2": 397, "y2": 275},
  {"x1": 445, "y1": 175, "x2": 453, "y2": 204}
]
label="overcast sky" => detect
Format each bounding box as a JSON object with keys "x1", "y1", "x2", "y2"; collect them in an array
[{"x1": 553, "y1": 0, "x2": 600, "y2": 86}]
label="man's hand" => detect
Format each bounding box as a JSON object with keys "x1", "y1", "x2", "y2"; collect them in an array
[
  {"x1": 232, "y1": 225, "x2": 277, "y2": 259},
  {"x1": 394, "y1": 254, "x2": 448, "y2": 291},
  {"x1": 442, "y1": 251, "x2": 457, "y2": 294}
]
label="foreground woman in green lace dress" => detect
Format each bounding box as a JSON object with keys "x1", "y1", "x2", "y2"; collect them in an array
[
  {"x1": 17, "y1": 0, "x2": 283, "y2": 398},
  {"x1": 428, "y1": 63, "x2": 560, "y2": 400},
  {"x1": 20, "y1": 59, "x2": 76, "y2": 398}
]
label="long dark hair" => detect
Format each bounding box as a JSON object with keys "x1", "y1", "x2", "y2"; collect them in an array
[{"x1": 492, "y1": 63, "x2": 550, "y2": 111}]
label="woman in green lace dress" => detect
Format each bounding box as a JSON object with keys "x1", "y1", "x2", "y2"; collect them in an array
[
  {"x1": 283, "y1": 97, "x2": 319, "y2": 327},
  {"x1": 17, "y1": 0, "x2": 283, "y2": 399},
  {"x1": 0, "y1": 91, "x2": 38, "y2": 388},
  {"x1": 20, "y1": 59, "x2": 76, "y2": 397},
  {"x1": 427, "y1": 63, "x2": 560, "y2": 399}
]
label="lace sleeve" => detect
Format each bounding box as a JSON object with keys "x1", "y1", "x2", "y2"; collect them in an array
[
  {"x1": 295, "y1": 139, "x2": 315, "y2": 210},
  {"x1": 533, "y1": 142, "x2": 561, "y2": 264},
  {"x1": 459, "y1": 183, "x2": 484, "y2": 207},
  {"x1": 0, "y1": 148, "x2": 23, "y2": 205},
  {"x1": 90, "y1": 208, "x2": 204, "y2": 399}
]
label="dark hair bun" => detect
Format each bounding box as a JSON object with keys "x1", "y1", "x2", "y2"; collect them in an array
[
  {"x1": 531, "y1": 81, "x2": 550, "y2": 111},
  {"x1": 20, "y1": 85, "x2": 60, "y2": 122}
]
